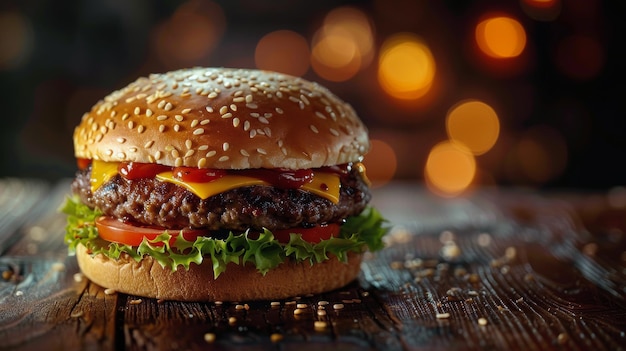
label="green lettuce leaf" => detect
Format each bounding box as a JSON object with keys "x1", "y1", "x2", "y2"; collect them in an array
[{"x1": 60, "y1": 196, "x2": 389, "y2": 278}]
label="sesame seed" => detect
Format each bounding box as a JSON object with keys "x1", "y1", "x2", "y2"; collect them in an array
[
  {"x1": 270, "y1": 301, "x2": 281, "y2": 307},
  {"x1": 222, "y1": 142, "x2": 229, "y2": 151},
  {"x1": 310, "y1": 125, "x2": 319, "y2": 134},
  {"x1": 137, "y1": 125, "x2": 145, "y2": 133},
  {"x1": 184, "y1": 150, "x2": 195, "y2": 158},
  {"x1": 245, "y1": 94, "x2": 253, "y2": 103},
  {"x1": 230, "y1": 104, "x2": 237, "y2": 111},
  {"x1": 329, "y1": 128, "x2": 340, "y2": 136},
  {"x1": 297, "y1": 303, "x2": 308, "y2": 309},
  {"x1": 300, "y1": 94, "x2": 310, "y2": 105},
  {"x1": 193, "y1": 128, "x2": 204, "y2": 135},
  {"x1": 208, "y1": 92, "x2": 218, "y2": 99},
  {"x1": 221, "y1": 112, "x2": 233, "y2": 119},
  {"x1": 174, "y1": 124, "x2": 180, "y2": 132},
  {"x1": 134, "y1": 107, "x2": 140, "y2": 115},
  {"x1": 206, "y1": 106, "x2": 214, "y2": 113},
  {"x1": 257, "y1": 148, "x2": 267, "y2": 155},
  {"x1": 157, "y1": 100, "x2": 166, "y2": 109},
  {"x1": 243, "y1": 121, "x2": 251, "y2": 131},
  {"x1": 206, "y1": 150, "x2": 217, "y2": 158},
  {"x1": 250, "y1": 112, "x2": 260, "y2": 118},
  {"x1": 218, "y1": 156, "x2": 229, "y2": 162},
  {"x1": 171, "y1": 149, "x2": 180, "y2": 158},
  {"x1": 129, "y1": 147, "x2": 138, "y2": 153},
  {"x1": 240, "y1": 149, "x2": 250, "y2": 157},
  {"x1": 198, "y1": 145, "x2": 209, "y2": 151},
  {"x1": 219, "y1": 106, "x2": 228, "y2": 115},
  {"x1": 315, "y1": 111, "x2": 327, "y2": 119},
  {"x1": 157, "y1": 115, "x2": 168, "y2": 121},
  {"x1": 275, "y1": 107, "x2": 284, "y2": 114},
  {"x1": 128, "y1": 121, "x2": 134, "y2": 129},
  {"x1": 117, "y1": 152, "x2": 126, "y2": 159},
  {"x1": 289, "y1": 96, "x2": 300, "y2": 103},
  {"x1": 299, "y1": 101, "x2": 305, "y2": 110},
  {"x1": 233, "y1": 97, "x2": 244, "y2": 103},
  {"x1": 233, "y1": 117, "x2": 240, "y2": 127},
  {"x1": 259, "y1": 117, "x2": 269, "y2": 124},
  {"x1": 191, "y1": 119, "x2": 199, "y2": 128},
  {"x1": 159, "y1": 124, "x2": 165, "y2": 132},
  {"x1": 197, "y1": 158, "x2": 207, "y2": 168},
  {"x1": 164, "y1": 102, "x2": 173, "y2": 111},
  {"x1": 333, "y1": 303, "x2": 344, "y2": 310},
  {"x1": 116, "y1": 137, "x2": 126, "y2": 143},
  {"x1": 175, "y1": 115, "x2": 183, "y2": 122},
  {"x1": 146, "y1": 109, "x2": 153, "y2": 117},
  {"x1": 144, "y1": 140, "x2": 154, "y2": 148},
  {"x1": 246, "y1": 103, "x2": 258, "y2": 109},
  {"x1": 185, "y1": 139, "x2": 192, "y2": 149},
  {"x1": 200, "y1": 119, "x2": 210, "y2": 125},
  {"x1": 121, "y1": 113, "x2": 130, "y2": 121}
]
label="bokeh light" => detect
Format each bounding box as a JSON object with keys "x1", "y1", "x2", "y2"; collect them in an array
[
  {"x1": 514, "y1": 125, "x2": 568, "y2": 184},
  {"x1": 310, "y1": 6, "x2": 374, "y2": 82},
  {"x1": 475, "y1": 15, "x2": 526, "y2": 59},
  {"x1": 446, "y1": 100, "x2": 500, "y2": 155},
  {"x1": 152, "y1": 0, "x2": 226, "y2": 69},
  {"x1": 554, "y1": 34, "x2": 604, "y2": 81},
  {"x1": 378, "y1": 33, "x2": 436, "y2": 100},
  {"x1": 425, "y1": 141, "x2": 476, "y2": 197},
  {"x1": 0, "y1": 11, "x2": 34, "y2": 70},
  {"x1": 520, "y1": 0, "x2": 561, "y2": 21},
  {"x1": 255, "y1": 30, "x2": 310, "y2": 77},
  {"x1": 362, "y1": 139, "x2": 397, "y2": 188}
]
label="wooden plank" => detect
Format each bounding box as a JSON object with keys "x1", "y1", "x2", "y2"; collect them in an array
[{"x1": 1, "y1": 180, "x2": 626, "y2": 350}]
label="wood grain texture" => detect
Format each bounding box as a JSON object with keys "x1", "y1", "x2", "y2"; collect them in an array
[{"x1": 0, "y1": 180, "x2": 625, "y2": 350}]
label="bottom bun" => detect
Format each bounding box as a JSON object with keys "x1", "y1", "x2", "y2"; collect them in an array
[{"x1": 76, "y1": 244, "x2": 363, "y2": 301}]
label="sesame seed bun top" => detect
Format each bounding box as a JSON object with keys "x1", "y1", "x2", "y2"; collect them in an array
[{"x1": 73, "y1": 67, "x2": 370, "y2": 169}]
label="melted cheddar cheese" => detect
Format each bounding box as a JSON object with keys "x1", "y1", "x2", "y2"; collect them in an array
[{"x1": 90, "y1": 160, "x2": 341, "y2": 203}]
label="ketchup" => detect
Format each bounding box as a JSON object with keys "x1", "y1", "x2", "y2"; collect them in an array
[
  {"x1": 118, "y1": 162, "x2": 170, "y2": 180},
  {"x1": 90, "y1": 160, "x2": 354, "y2": 189}
]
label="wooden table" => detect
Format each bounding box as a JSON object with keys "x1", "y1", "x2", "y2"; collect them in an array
[{"x1": 1, "y1": 179, "x2": 625, "y2": 350}]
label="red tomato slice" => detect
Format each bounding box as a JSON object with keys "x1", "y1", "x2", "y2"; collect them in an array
[
  {"x1": 272, "y1": 223, "x2": 341, "y2": 244},
  {"x1": 95, "y1": 216, "x2": 209, "y2": 247}
]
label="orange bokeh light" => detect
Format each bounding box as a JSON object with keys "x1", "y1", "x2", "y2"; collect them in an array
[
  {"x1": 425, "y1": 141, "x2": 476, "y2": 197},
  {"x1": 0, "y1": 11, "x2": 34, "y2": 70},
  {"x1": 378, "y1": 33, "x2": 436, "y2": 100},
  {"x1": 255, "y1": 30, "x2": 310, "y2": 77},
  {"x1": 310, "y1": 6, "x2": 374, "y2": 82},
  {"x1": 362, "y1": 139, "x2": 397, "y2": 188},
  {"x1": 475, "y1": 15, "x2": 526, "y2": 59},
  {"x1": 446, "y1": 100, "x2": 500, "y2": 155}
]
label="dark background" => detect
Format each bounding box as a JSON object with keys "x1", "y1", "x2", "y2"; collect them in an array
[{"x1": 1, "y1": 0, "x2": 624, "y2": 190}]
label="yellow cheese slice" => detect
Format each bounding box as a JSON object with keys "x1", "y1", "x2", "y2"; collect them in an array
[
  {"x1": 90, "y1": 161, "x2": 341, "y2": 203},
  {"x1": 90, "y1": 160, "x2": 121, "y2": 193}
]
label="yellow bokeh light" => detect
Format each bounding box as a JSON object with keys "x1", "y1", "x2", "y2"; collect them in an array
[
  {"x1": 446, "y1": 100, "x2": 500, "y2": 155},
  {"x1": 310, "y1": 6, "x2": 374, "y2": 82},
  {"x1": 425, "y1": 141, "x2": 476, "y2": 197},
  {"x1": 378, "y1": 33, "x2": 436, "y2": 100},
  {"x1": 362, "y1": 139, "x2": 397, "y2": 188},
  {"x1": 255, "y1": 30, "x2": 310, "y2": 77},
  {"x1": 475, "y1": 16, "x2": 526, "y2": 58}
]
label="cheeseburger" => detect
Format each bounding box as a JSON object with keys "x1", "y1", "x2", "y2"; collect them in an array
[{"x1": 62, "y1": 67, "x2": 387, "y2": 301}]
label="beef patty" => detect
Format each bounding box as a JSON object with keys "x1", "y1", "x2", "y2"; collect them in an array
[{"x1": 71, "y1": 165, "x2": 371, "y2": 231}]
